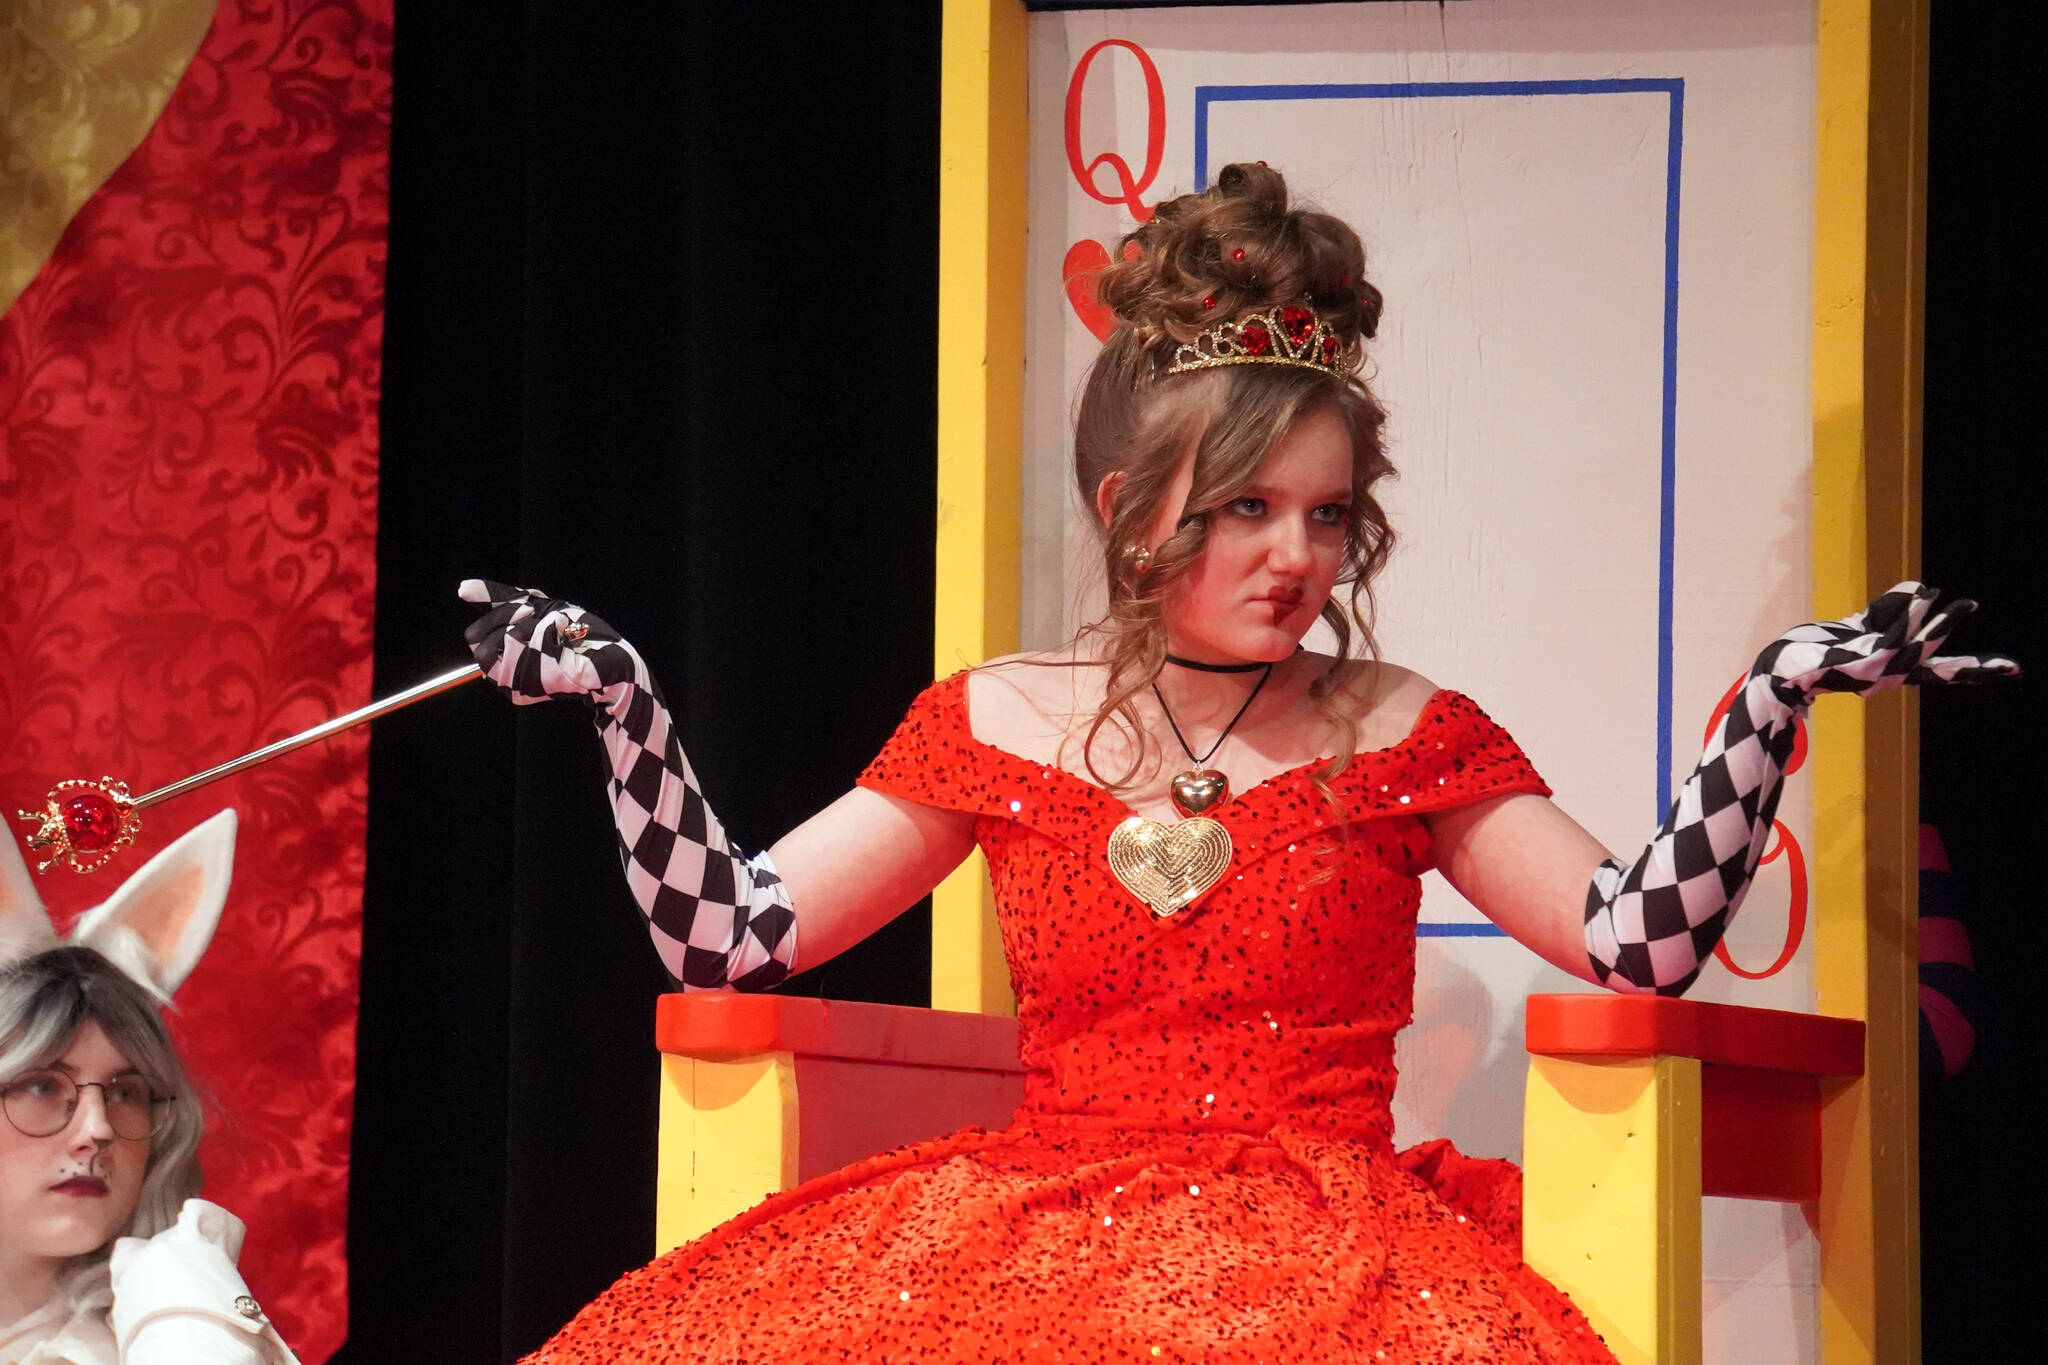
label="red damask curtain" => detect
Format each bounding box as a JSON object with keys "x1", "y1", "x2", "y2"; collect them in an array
[{"x1": 0, "y1": 2, "x2": 393, "y2": 1359}]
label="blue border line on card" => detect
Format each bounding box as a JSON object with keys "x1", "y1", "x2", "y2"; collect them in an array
[{"x1": 1193, "y1": 78, "x2": 1684, "y2": 939}]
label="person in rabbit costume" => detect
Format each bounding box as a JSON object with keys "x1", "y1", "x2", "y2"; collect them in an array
[{"x1": 0, "y1": 810, "x2": 298, "y2": 1365}]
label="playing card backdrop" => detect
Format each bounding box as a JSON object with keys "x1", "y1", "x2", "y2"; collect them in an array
[
  {"x1": 1021, "y1": 4, "x2": 1821, "y2": 1359},
  {"x1": 0, "y1": 2, "x2": 393, "y2": 1358}
]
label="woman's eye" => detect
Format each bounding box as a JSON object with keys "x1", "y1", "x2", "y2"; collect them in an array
[
  {"x1": 1229, "y1": 497, "x2": 1266, "y2": 517},
  {"x1": 8, "y1": 1073, "x2": 63, "y2": 1100},
  {"x1": 1312, "y1": 504, "x2": 1352, "y2": 526},
  {"x1": 107, "y1": 1080, "x2": 152, "y2": 1107}
]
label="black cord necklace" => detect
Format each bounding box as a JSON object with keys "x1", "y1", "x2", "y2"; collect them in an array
[
  {"x1": 1164, "y1": 654, "x2": 1270, "y2": 675},
  {"x1": 1150, "y1": 662, "x2": 1273, "y2": 817}
]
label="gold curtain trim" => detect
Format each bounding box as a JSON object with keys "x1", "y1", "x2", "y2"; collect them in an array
[{"x1": 0, "y1": 0, "x2": 219, "y2": 317}]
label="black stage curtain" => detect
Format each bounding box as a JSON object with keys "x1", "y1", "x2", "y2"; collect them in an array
[
  {"x1": 1919, "y1": 10, "x2": 2047, "y2": 1360},
  {"x1": 342, "y1": 7, "x2": 940, "y2": 1360},
  {"x1": 341, "y1": 5, "x2": 2040, "y2": 1361}
]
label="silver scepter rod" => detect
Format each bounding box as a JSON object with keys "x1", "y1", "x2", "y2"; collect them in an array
[{"x1": 130, "y1": 664, "x2": 484, "y2": 810}]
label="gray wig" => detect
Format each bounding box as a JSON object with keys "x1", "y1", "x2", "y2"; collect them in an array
[{"x1": 0, "y1": 946, "x2": 205, "y2": 1261}]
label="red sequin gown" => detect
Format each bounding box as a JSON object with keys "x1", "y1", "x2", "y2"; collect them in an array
[{"x1": 527, "y1": 674, "x2": 1617, "y2": 1364}]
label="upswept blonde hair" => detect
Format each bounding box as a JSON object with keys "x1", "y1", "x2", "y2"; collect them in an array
[{"x1": 1069, "y1": 162, "x2": 1397, "y2": 790}]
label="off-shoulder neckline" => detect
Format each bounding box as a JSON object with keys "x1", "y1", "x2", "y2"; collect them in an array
[{"x1": 943, "y1": 669, "x2": 1464, "y2": 826}]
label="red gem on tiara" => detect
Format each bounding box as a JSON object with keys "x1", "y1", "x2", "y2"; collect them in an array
[
  {"x1": 1202, "y1": 297, "x2": 1215, "y2": 309},
  {"x1": 1231, "y1": 248, "x2": 1246, "y2": 261},
  {"x1": 1280, "y1": 306, "x2": 1314, "y2": 346},
  {"x1": 1320, "y1": 334, "x2": 1340, "y2": 362},
  {"x1": 1240, "y1": 324, "x2": 1272, "y2": 356}
]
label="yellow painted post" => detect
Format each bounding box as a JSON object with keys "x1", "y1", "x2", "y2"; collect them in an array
[
  {"x1": 932, "y1": 0, "x2": 1028, "y2": 1015},
  {"x1": 1523, "y1": 1056, "x2": 1703, "y2": 1365},
  {"x1": 1811, "y1": 2, "x2": 1926, "y2": 1360},
  {"x1": 655, "y1": 1053, "x2": 800, "y2": 1255}
]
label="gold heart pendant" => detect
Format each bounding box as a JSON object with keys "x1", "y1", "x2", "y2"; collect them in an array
[
  {"x1": 1169, "y1": 768, "x2": 1229, "y2": 816},
  {"x1": 1106, "y1": 815, "x2": 1232, "y2": 919}
]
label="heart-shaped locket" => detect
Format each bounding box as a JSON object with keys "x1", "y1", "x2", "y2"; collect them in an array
[
  {"x1": 1105, "y1": 815, "x2": 1232, "y2": 919},
  {"x1": 1168, "y1": 768, "x2": 1229, "y2": 816}
]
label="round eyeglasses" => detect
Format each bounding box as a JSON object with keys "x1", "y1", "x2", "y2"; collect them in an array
[{"x1": 1, "y1": 1069, "x2": 170, "y2": 1141}]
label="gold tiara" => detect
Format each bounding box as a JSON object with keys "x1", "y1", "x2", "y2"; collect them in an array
[{"x1": 1163, "y1": 304, "x2": 1344, "y2": 377}]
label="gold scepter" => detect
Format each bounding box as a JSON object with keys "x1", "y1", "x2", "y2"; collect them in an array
[{"x1": 15, "y1": 664, "x2": 483, "y2": 874}]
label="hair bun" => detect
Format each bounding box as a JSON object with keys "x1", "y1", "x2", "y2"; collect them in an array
[
  {"x1": 1094, "y1": 162, "x2": 1382, "y2": 365},
  {"x1": 1214, "y1": 161, "x2": 1288, "y2": 212}
]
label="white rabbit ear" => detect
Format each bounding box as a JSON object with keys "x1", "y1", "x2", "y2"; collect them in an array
[
  {"x1": 69, "y1": 809, "x2": 238, "y2": 1001},
  {"x1": 0, "y1": 828, "x2": 59, "y2": 968}
]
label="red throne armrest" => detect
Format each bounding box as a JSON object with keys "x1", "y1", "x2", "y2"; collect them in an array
[
  {"x1": 657, "y1": 992, "x2": 1024, "y2": 1070},
  {"x1": 1525, "y1": 994, "x2": 1865, "y2": 1203},
  {"x1": 655, "y1": 994, "x2": 1026, "y2": 1223}
]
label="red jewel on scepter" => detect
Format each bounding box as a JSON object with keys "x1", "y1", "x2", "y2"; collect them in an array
[{"x1": 17, "y1": 778, "x2": 143, "y2": 874}]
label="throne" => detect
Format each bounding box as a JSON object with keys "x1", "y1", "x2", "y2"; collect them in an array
[
  {"x1": 653, "y1": 984, "x2": 1864, "y2": 1365},
  {"x1": 650, "y1": 7, "x2": 1929, "y2": 1363}
]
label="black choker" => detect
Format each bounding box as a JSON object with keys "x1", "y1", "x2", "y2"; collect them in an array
[{"x1": 1165, "y1": 654, "x2": 1270, "y2": 674}]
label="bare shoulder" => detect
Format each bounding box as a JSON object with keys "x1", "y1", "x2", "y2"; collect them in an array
[
  {"x1": 1301, "y1": 655, "x2": 1443, "y2": 753},
  {"x1": 964, "y1": 649, "x2": 1102, "y2": 751},
  {"x1": 970, "y1": 649, "x2": 1095, "y2": 704},
  {"x1": 975, "y1": 648, "x2": 1075, "y2": 675}
]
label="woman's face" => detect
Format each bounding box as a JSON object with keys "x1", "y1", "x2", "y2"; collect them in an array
[
  {"x1": 0, "y1": 1021, "x2": 152, "y2": 1272},
  {"x1": 1164, "y1": 403, "x2": 1355, "y2": 664}
]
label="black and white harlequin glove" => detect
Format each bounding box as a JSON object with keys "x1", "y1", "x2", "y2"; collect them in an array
[
  {"x1": 461, "y1": 579, "x2": 798, "y2": 991},
  {"x1": 1585, "y1": 582, "x2": 2017, "y2": 996}
]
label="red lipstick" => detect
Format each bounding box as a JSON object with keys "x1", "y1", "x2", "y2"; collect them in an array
[{"x1": 1257, "y1": 589, "x2": 1305, "y2": 621}]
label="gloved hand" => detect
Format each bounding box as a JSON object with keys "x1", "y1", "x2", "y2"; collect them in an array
[
  {"x1": 109, "y1": 1199, "x2": 299, "y2": 1364},
  {"x1": 459, "y1": 578, "x2": 646, "y2": 711},
  {"x1": 1586, "y1": 582, "x2": 2016, "y2": 996},
  {"x1": 1748, "y1": 581, "x2": 2017, "y2": 707}
]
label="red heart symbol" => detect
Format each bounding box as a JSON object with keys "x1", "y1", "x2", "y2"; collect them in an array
[{"x1": 1063, "y1": 239, "x2": 1117, "y2": 342}]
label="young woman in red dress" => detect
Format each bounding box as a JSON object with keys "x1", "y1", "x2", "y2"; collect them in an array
[{"x1": 464, "y1": 164, "x2": 2009, "y2": 1364}]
